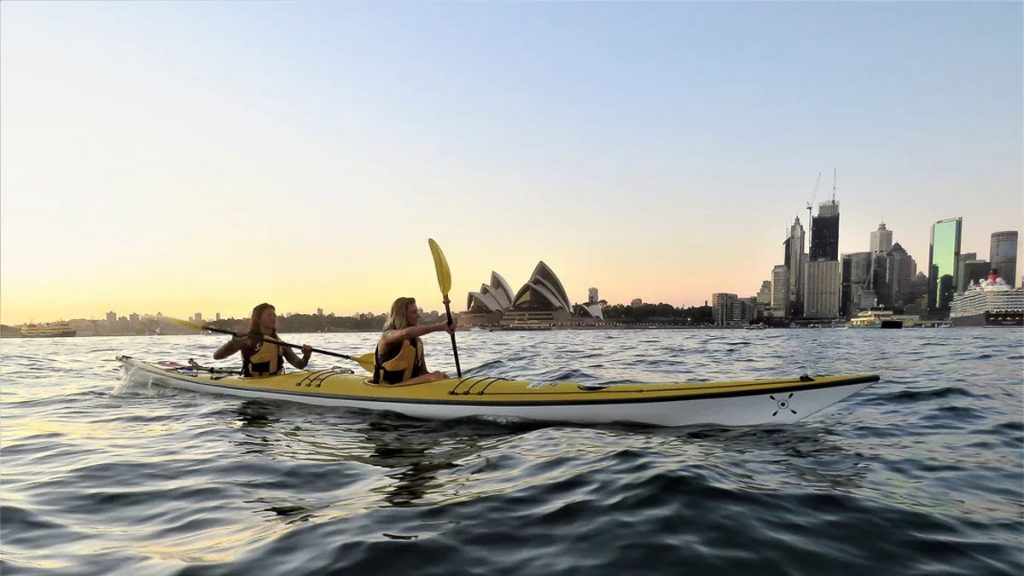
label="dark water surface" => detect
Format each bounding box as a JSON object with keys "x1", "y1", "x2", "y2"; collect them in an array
[{"x1": 2, "y1": 329, "x2": 1022, "y2": 575}]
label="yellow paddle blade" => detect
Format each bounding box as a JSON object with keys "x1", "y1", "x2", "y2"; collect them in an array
[
  {"x1": 428, "y1": 238, "x2": 452, "y2": 296},
  {"x1": 353, "y1": 352, "x2": 376, "y2": 373}
]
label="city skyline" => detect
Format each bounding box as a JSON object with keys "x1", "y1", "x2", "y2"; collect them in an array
[
  {"x1": 2, "y1": 2, "x2": 1021, "y2": 325},
  {"x1": 8, "y1": 209, "x2": 1019, "y2": 326}
]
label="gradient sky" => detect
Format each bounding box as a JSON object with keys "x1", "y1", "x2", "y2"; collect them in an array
[{"x1": 2, "y1": 1, "x2": 1021, "y2": 324}]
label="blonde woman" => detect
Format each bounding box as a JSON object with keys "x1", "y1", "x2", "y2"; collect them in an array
[
  {"x1": 213, "y1": 303, "x2": 313, "y2": 377},
  {"x1": 373, "y1": 297, "x2": 454, "y2": 384}
]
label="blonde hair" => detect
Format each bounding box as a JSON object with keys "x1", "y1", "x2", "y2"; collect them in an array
[{"x1": 384, "y1": 297, "x2": 416, "y2": 331}]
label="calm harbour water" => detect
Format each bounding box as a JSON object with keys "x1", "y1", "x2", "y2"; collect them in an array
[{"x1": 1, "y1": 328, "x2": 1022, "y2": 575}]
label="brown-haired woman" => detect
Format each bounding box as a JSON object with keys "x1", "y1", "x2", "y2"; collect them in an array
[
  {"x1": 373, "y1": 296, "x2": 454, "y2": 385},
  {"x1": 213, "y1": 303, "x2": 313, "y2": 377}
]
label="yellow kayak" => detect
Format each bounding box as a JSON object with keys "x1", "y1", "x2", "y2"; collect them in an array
[{"x1": 118, "y1": 356, "x2": 878, "y2": 427}]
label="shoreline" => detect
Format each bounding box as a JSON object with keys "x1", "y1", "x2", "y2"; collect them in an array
[{"x1": 2, "y1": 323, "x2": 991, "y2": 339}]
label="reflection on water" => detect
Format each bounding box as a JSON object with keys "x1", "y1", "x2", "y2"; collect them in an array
[
  {"x1": 236, "y1": 400, "x2": 281, "y2": 429},
  {"x1": 365, "y1": 422, "x2": 465, "y2": 508},
  {"x1": 232, "y1": 400, "x2": 518, "y2": 509},
  {"x1": 228, "y1": 397, "x2": 867, "y2": 514}
]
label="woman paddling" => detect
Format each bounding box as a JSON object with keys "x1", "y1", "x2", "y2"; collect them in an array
[
  {"x1": 373, "y1": 297, "x2": 454, "y2": 385},
  {"x1": 213, "y1": 303, "x2": 313, "y2": 377}
]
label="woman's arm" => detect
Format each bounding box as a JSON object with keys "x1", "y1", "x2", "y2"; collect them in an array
[
  {"x1": 379, "y1": 322, "x2": 453, "y2": 346},
  {"x1": 283, "y1": 344, "x2": 313, "y2": 369},
  {"x1": 213, "y1": 335, "x2": 250, "y2": 360}
]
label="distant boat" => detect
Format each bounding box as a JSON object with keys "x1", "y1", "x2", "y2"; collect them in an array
[
  {"x1": 950, "y1": 272, "x2": 1024, "y2": 327},
  {"x1": 21, "y1": 322, "x2": 77, "y2": 338},
  {"x1": 849, "y1": 309, "x2": 903, "y2": 329},
  {"x1": 497, "y1": 322, "x2": 552, "y2": 331}
]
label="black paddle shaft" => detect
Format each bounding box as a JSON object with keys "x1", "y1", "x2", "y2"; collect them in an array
[
  {"x1": 443, "y1": 300, "x2": 462, "y2": 377},
  {"x1": 203, "y1": 325, "x2": 355, "y2": 361}
]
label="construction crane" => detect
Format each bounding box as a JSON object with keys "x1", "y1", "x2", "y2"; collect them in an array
[{"x1": 806, "y1": 172, "x2": 821, "y2": 222}]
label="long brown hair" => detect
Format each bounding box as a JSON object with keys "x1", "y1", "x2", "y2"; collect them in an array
[
  {"x1": 384, "y1": 297, "x2": 416, "y2": 331},
  {"x1": 247, "y1": 303, "x2": 277, "y2": 337}
]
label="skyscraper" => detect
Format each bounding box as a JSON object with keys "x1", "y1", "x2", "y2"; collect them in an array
[
  {"x1": 884, "y1": 243, "x2": 916, "y2": 310},
  {"x1": 956, "y1": 253, "x2": 979, "y2": 293},
  {"x1": 809, "y1": 200, "x2": 840, "y2": 261},
  {"x1": 842, "y1": 252, "x2": 873, "y2": 317},
  {"x1": 927, "y1": 218, "x2": 962, "y2": 313},
  {"x1": 960, "y1": 260, "x2": 991, "y2": 291},
  {"x1": 756, "y1": 280, "x2": 772, "y2": 305},
  {"x1": 771, "y1": 265, "x2": 789, "y2": 317},
  {"x1": 868, "y1": 252, "x2": 888, "y2": 303},
  {"x1": 783, "y1": 216, "x2": 805, "y2": 311},
  {"x1": 804, "y1": 261, "x2": 842, "y2": 318},
  {"x1": 805, "y1": 199, "x2": 841, "y2": 318},
  {"x1": 588, "y1": 288, "x2": 599, "y2": 304},
  {"x1": 990, "y1": 231, "x2": 1018, "y2": 287},
  {"x1": 712, "y1": 293, "x2": 738, "y2": 326},
  {"x1": 870, "y1": 222, "x2": 893, "y2": 254}
]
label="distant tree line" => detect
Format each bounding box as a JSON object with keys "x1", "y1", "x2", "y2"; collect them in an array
[
  {"x1": 207, "y1": 310, "x2": 446, "y2": 334},
  {"x1": 204, "y1": 304, "x2": 713, "y2": 332},
  {"x1": 599, "y1": 303, "x2": 713, "y2": 325}
]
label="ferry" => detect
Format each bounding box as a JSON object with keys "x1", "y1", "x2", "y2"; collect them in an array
[
  {"x1": 20, "y1": 322, "x2": 77, "y2": 338},
  {"x1": 849, "y1": 309, "x2": 904, "y2": 329},
  {"x1": 950, "y1": 271, "x2": 1024, "y2": 327}
]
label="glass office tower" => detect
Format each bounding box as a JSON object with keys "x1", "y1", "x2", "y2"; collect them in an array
[{"x1": 927, "y1": 218, "x2": 962, "y2": 313}]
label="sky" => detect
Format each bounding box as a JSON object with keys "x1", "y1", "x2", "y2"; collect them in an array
[{"x1": 2, "y1": 1, "x2": 1021, "y2": 324}]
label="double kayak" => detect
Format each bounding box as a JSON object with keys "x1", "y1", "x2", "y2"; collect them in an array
[{"x1": 118, "y1": 356, "x2": 879, "y2": 427}]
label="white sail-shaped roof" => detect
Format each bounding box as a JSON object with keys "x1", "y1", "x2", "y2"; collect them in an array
[
  {"x1": 488, "y1": 272, "x2": 515, "y2": 309},
  {"x1": 464, "y1": 268, "x2": 516, "y2": 309},
  {"x1": 578, "y1": 303, "x2": 604, "y2": 320},
  {"x1": 467, "y1": 290, "x2": 504, "y2": 312},
  {"x1": 465, "y1": 264, "x2": 572, "y2": 315},
  {"x1": 466, "y1": 271, "x2": 517, "y2": 312},
  {"x1": 511, "y1": 262, "x2": 572, "y2": 313}
]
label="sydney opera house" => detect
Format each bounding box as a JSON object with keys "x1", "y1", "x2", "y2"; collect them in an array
[{"x1": 461, "y1": 262, "x2": 602, "y2": 326}]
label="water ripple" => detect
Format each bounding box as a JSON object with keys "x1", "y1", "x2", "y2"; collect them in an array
[{"x1": 1, "y1": 329, "x2": 1021, "y2": 575}]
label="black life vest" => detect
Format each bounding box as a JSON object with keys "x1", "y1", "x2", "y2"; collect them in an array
[
  {"x1": 373, "y1": 336, "x2": 425, "y2": 384},
  {"x1": 242, "y1": 333, "x2": 283, "y2": 377}
]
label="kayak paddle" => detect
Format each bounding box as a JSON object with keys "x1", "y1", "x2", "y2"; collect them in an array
[
  {"x1": 154, "y1": 316, "x2": 376, "y2": 372},
  {"x1": 428, "y1": 238, "x2": 462, "y2": 377}
]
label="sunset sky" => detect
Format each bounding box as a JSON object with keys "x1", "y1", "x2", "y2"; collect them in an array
[{"x1": 2, "y1": 2, "x2": 1021, "y2": 324}]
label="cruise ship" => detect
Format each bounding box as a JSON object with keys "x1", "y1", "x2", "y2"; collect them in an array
[
  {"x1": 20, "y1": 322, "x2": 77, "y2": 338},
  {"x1": 949, "y1": 271, "x2": 1024, "y2": 327}
]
